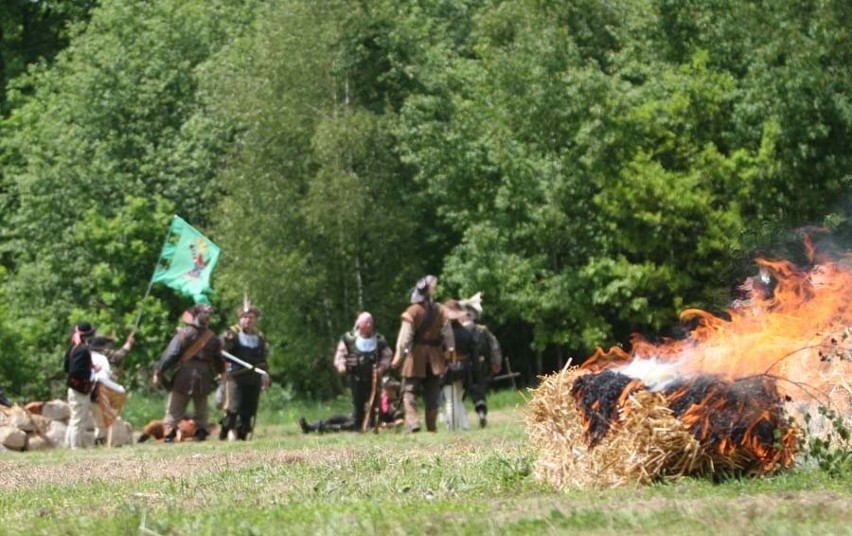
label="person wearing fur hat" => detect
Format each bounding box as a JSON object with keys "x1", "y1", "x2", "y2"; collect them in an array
[
  {"x1": 153, "y1": 303, "x2": 224, "y2": 442},
  {"x1": 218, "y1": 298, "x2": 269, "y2": 441},
  {"x1": 391, "y1": 275, "x2": 456, "y2": 432},
  {"x1": 64, "y1": 322, "x2": 98, "y2": 448}
]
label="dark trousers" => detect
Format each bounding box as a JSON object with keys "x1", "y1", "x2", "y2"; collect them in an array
[
  {"x1": 466, "y1": 358, "x2": 491, "y2": 414},
  {"x1": 221, "y1": 378, "x2": 262, "y2": 439},
  {"x1": 402, "y1": 368, "x2": 442, "y2": 431},
  {"x1": 317, "y1": 414, "x2": 356, "y2": 432},
  {"x1": 350, "y1": 365, "x2": 376, "y2": 431}
]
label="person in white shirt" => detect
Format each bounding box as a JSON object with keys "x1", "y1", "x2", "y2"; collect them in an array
[{"x1": 89, "y1": 335, "x2": 133, "y2": 445}]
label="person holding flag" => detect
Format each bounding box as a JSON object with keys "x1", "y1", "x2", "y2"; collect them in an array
[
  {"x1": 137, "y1": 216, "x2": 224, "y2": 442},
  {"x1": 152, "y1": 303, "x2": 224, "y2": 442},
  {"x1": 140, "y1": 216, "x2": 274, "y2": 442}
]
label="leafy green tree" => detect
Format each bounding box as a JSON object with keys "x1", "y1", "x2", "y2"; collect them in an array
[
  {"x1": 0, "y1": 0, "x2": 258, "y2": 399},
  {"x1": 398, "y1": 0, "x2": 627, "y2": 366},
  {"x1": 1, "y1": 0, "x2": 849, "y2": 398},
  {"x1": 397, "y1": 0, "x2": 790, "y2": 373},
  {"x1": 205, "y1": 1, "x2": 440, "y2": 397},
  {"x1": 648, "y1": 0, "x2": 851, "y2": 230},
  {"x1": 0, "y1": 266, "x2": 25, "y2": 393},
  {"x1": 0, "y1": 0, "x2": 96, "y2": 114},
  {"x1": 731, "y1": 1, "x2": 851, "y2": 227}
]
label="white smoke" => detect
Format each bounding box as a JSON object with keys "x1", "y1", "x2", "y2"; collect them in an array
[{"x1": 616, "y1": 357, "x2": 695, "y2": 392}]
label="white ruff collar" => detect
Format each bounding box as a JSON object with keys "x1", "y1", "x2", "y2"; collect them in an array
[{"x1": 355, "y1": 334, "x2": 377, "y2": 352}]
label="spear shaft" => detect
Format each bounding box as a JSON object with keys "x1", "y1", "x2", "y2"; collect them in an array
[{"x1": 221, "y1": 350, "x2": 269, "y2": 376}]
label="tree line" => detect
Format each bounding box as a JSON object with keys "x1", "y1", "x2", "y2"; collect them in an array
[{"x1": 1, "y1": 0, "x2": 849, "y2": 400}]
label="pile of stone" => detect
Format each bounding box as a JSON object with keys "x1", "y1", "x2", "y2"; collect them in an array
[{"x1": 0, "y1": 400, "x2": 133, "y2": 451}]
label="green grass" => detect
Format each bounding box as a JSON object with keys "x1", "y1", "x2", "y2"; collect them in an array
[{"x1": 1, "y1": 389, "x2": 850, "y2": 535}]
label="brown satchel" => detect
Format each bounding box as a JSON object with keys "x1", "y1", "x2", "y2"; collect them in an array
[{"x1": 160, "y1": 328, "x2": 215, "y2": 390}]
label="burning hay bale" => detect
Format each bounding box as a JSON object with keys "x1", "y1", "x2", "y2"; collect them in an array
[
  {"x1": 527, "y1": 238, "x2": 851, "y2": 489},
  {"x1": 569, "y1": 369, "x2": 642, "y2": 447},
  {"x1": 662, "y1": 375, "x2": 797, "y2": 473},
  {"x1": 527, "y1": 365, "x2": 703, "y2": 488},
  {"x1": 526, "y1": 365, "x2": 798, "y2": 489}
]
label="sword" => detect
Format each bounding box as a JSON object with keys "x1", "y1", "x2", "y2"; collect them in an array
[{"x1": 221, "y1": 350, "x2": 269, "y2": 376}]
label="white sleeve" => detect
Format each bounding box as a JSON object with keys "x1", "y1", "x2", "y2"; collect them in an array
[{"x1": 90, "y1": 351, "x2": 111, "y2": 380}]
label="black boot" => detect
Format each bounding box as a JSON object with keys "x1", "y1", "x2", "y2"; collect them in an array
[
  {"x1": 163, "y1": 428, "x2": 177, "y2": 443},
  {"x1": 477, "y1": 409, "x2": 487, "y2": 428},
  {"x1": 476, "y1": 402, "x2": 488, "y2": 428},
  {"x1": 194, "y1": 427, "x2": 209, "y2": 442}
]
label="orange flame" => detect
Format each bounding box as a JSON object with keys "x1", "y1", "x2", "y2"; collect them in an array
[
  {"x1": 586, "y1": 241, "x2": 852, "y2": 411},
  {"x1": 573, "y1": 238, "x2": 850, "y2": 473}
]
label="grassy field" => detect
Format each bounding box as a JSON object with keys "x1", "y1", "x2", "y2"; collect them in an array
[{"x1": 1, "y1": 388, "x2": 850, "y2": 535}]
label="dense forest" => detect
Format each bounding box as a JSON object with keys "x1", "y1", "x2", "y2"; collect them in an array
[{"x1": 1, "y1": 0, "x2": 849, "y2": 400}]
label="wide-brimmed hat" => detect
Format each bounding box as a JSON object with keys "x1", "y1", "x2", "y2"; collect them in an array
[
  {"x1": 239, "y1": 305, "x2": 260, "y2": 318},
  {"x1": 443, "y1": 299, "x2": 471, "y2": 321},
  {"x1": 89, "y1": 335, "x2": 116, "y2": 351},
  {"x1": 182, "y1": 304, "x2": 215, "y2": 326},
  {"x1": 459, "y1": 292, "x2": 483, "y2": 321},
  {"x1": 410, "y1": 275, "x2": 437, "y2": 304},
  {"x1": 75, "y1": 322, "x2": 96, "y2": 338},
  {"x1": 70, "y1": 322, "x2": 97, "y2": 345}
]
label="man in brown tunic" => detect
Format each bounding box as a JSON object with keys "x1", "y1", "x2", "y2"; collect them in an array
[
  {"x1": 153, "y1": 304, "x2": 224, "y2": 442},
  {"x1": 391, "y1": 275, "x2": 455, "y2": 432}
]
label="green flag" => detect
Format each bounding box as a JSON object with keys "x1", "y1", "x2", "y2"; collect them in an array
[{"x1": 151, "y1": 216, "x2": 221, "y2": 304}]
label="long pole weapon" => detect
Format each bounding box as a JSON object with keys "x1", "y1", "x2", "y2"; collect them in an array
[
  {"x1": 131, "y1": 216, "x2": 177, "y2": 335},
  {"x1": 450, "y1": 376, "x2": 457, "y2": 431},
  {"x1": 361, "y1": 363, "x2": 378, "y2": 432},
  {"x1": 221, "y1": 350, "x2": 269, "y2": 376},
  {"x1": 448, "y1": 352, "x2": 457, "y2": 431}
]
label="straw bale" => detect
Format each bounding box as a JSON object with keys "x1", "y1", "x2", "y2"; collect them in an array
[
  {"x1": 526, "y1": 367, "x2": 797, "y2": 490},
  {"x1": 527, "y1": 371, "x2": 707, "y2": 490},
  {"x1": 526, "y1": 365, "x2": 600, "y2": 489},
  {"x1": 605, "y1": 390, "x2": 706, "y2": 483}
]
